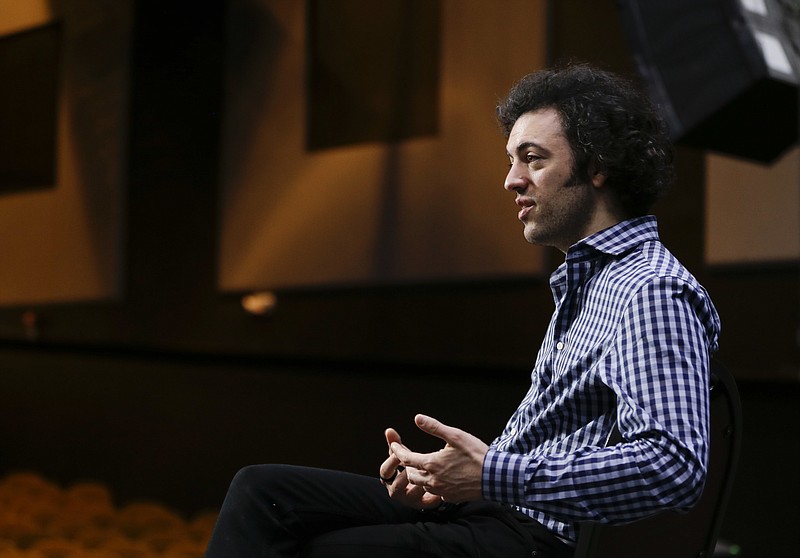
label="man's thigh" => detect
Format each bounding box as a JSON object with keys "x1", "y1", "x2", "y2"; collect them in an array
[
  {"x1": 301, "y1": 503, "x2": 562, "y2": 558},
  {"x1": 206, "y1": 464, "x2": 417, "y2": 557},
  {"x1": 248, "y1": 464, "x2": 417, "y2": 527}
]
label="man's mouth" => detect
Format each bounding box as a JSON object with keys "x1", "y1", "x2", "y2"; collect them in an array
[{"x1": 516, "y1": 197, "x2": 535, "y2": 220}]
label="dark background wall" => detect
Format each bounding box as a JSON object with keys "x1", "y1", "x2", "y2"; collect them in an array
[{"x1": 0, "y1": 1, "x2": 798, "y2": 557}]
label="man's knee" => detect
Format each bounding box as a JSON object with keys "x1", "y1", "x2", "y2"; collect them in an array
[
  {"x1": 227, "y1": 464, "x2": 309, "y2": 507},
  {"x1": 229, "y1": 464, "x2": 266, "y2": 493}
]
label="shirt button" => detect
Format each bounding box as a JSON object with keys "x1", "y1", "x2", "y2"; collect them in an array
[
  {"x1": 510, "y1": 427, "x2": 517, "y2": 436},
  {"x1": 556, "y1": 341, "x2": 564, "y2": 350}
]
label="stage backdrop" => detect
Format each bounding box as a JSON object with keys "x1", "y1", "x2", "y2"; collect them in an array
[
  {"x1": 0, "y1": 0, "x2": 130, "y2": 305},
  {"x1": 218, "y1": 0, "x2": 549, "y2": 292}
]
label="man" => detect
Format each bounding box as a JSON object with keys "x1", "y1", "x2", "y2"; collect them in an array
[{"x1": 205, "y1": 63, "x2": 720, "y2": 558}]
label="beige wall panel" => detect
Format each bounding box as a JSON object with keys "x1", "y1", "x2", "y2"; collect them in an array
[
  {"x1": 706, "y1": 147, "x2": 800, "y2": 265},
  {"x1": 0, "y1": 0, "x2": 130, "y2": 305},
  {"x1": 219, "y1": 0, "x2": 549, "y2": 291}
]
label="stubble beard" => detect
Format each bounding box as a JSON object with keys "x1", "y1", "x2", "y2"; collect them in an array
[{"x1": 523, "y1": 171, "x2": 595, "y2": 251}]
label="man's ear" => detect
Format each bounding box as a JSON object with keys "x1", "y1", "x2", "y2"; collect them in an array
[{"x1": 588, "y1": 162, "x2": 607, "y2": 189}]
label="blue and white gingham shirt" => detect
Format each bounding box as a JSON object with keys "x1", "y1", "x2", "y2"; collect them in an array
[{"x1": 482, "y1": 216, "x2": 720, "y2": 543}]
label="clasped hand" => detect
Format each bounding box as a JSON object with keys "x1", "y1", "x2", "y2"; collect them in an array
[{"x1": 379, "y1": 414, "x2": 488, "y2": 508}]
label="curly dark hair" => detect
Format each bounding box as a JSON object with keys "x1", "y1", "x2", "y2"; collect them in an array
[{"x1": 497, "y1": 63, "x2": 674, "y2": 217}]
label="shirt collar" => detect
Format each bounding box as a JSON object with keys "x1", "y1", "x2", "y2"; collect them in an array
[{"x1": 566, "y1": 215, "x2": 660, "y2": 262}]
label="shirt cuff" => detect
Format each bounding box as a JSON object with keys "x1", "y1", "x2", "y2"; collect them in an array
[{"x1": 482, "y1": 448, "x2": 531, "y2": 505}]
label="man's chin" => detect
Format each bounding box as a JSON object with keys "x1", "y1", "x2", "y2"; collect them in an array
[
  {"x1": 524, "y1": 227, "x2": 559, "y2": 250},
  {"x1": 522, "y1": 225, "x2": 543, "y2": 245}
]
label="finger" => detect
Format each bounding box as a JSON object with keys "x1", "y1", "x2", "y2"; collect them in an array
[
  {"x1": 390, "y1": 442, "x2": 429, "y2": 470},
  {"x1": 385, "y1": 466, "x2": 410, "y2": 497},
  {"x1": 385, "y1": 428, "x2": 402, "y2": 448},
  {"x1": 394, "y1": 466, "x2": 410, "y2": 489},
  {"x1": 414, "y1": 414, "x2": 463, "y2": 447},
  {"x1": 404, "y1": 474, "x2": 436, "y2": 501},
  {"x1": 379, "y1": 453, "x2": 403, "y2": 481},
  {"x1": 403, "y1": 466, "x2": 429, "y2": 487},
  {"x1": 409, "y1": 482, "x2": 440, "y2": 505}
]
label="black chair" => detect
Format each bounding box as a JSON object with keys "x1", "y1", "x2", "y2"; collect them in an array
[{"x1": 573, "y1": 360, "x2": 742, "y2": 558}]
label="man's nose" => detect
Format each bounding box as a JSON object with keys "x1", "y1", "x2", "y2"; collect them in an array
[{"x1": 504, "y1": 165, "x2": 526, "y2": 192}]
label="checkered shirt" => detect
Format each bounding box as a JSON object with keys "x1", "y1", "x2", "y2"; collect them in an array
[{"x1": 482, "y1": 215, "x2": 721, "y2": 543}]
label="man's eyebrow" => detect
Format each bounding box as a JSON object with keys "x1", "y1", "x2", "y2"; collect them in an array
[{"x1": 506, "y1": 140, "x2": 551, "y2": 158}]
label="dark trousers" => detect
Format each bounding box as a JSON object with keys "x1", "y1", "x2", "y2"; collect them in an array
[{"x1": 205, "y1": 464, "x2": 573, "y2": 558}]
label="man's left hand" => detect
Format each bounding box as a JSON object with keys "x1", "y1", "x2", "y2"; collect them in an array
[{"x1": 390, "y1": 414, "x2": 489, "y2": 503}]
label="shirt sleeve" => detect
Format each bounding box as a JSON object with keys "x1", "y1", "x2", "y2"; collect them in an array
[{"x1": 482, "y1": 276, "x2": 717, "y2": 524}]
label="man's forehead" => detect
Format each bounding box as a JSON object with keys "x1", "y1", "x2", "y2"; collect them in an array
[{"x1": 506, "y1": 108, "x2": 566, "y2": 153}]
